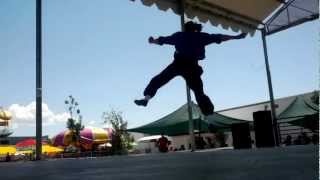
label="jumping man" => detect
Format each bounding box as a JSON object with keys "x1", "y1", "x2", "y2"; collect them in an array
[{"x1": 135, "y1": 21, "x2": 247, "y2": 116}]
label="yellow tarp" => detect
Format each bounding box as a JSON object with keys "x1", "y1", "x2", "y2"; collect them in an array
[
  {"x1": 0, "y1": 145, "x2": 63, "y2": 155},
  {"x1": 42, "y1": 145, "x2": 64, "y2": 153},
  {"x1": 16, "y1": 145, "x2": 64, "y2": 154},
  {"x1": 0, "y1": 146, "x2": 16, "y2": 155}
]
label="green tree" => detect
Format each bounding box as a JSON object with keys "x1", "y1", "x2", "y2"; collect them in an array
[
  {"x1": 102, "y1": 110, "x2": 134, "y2": 155},
  {"x1": 65, "y1": 95, "x2": 84, "y2": 147}
]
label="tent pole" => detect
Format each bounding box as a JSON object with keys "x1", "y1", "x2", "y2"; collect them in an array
[
  {"x1": 261, "y1": 29, "x2": 280, "y2": 146},
  {"x1": 179, "y1": 0, "x2": 195, "y2": 151},
  {"x1": 36, "y1": 0, "x2": 43, "y2": 160}
]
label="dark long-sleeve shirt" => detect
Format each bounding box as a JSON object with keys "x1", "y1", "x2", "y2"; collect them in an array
[{"x1": 158, "y1": 32, "x2": 223, "y2": 60}]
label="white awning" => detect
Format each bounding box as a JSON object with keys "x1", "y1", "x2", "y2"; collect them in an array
[
  {"x1": 132, "y1": 0, "x2": 319, "y2": 36},
  {"x1": 133, "y1": 0, "x2": 282, "y2": 35}
]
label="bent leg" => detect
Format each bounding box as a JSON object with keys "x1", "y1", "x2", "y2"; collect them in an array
[{"x1": 143, "y1": 63, "x2": 178, "y2": 97}]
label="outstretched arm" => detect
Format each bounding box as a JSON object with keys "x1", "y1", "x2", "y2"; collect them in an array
[
  {"x1": 220, "y1": 33, "x2": 247, "y2": 42},
  {"x1": 205, "y1": 32, "x2": 247, "y2": 45},
  {"x1": 148, "y1": 33, "x2": 179, "y2": 46},
  {"x1": 149, "y1": 37, "x2": 161, "y2": 45}
]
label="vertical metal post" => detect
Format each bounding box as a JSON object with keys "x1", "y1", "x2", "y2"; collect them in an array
[
  {"x1": 261, "y1": 29, "x2": 280, "y2": 146},
  {"x1": 36, "y1": 0, "x2": 43, "y2": 160},
  {"x1": 179, "y1": 0, "x2": 195, "y2": 151}
]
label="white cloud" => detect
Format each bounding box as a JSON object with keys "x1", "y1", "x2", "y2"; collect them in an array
[
  {"x1": 88, "y1": 120, "x2": 96, "y2": 125},
  {"x1": 8, "y1": 102, "x2": 69, "y2": 127}
]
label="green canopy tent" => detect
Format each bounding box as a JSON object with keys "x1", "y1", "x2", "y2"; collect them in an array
[
  {"x1": 278, "y1": 95, "x2": 319, "y2": 132},
  {"x1": 289, "y1": 114, "x2": 319, "y2": 132},
  {"x1": 128, "y1": 102, "x2": 202, "y2": 136},
  {"x1": 128, "y1": 102, "x2": 248, "y2": 135},
  {"x1": 206, "y1": 112, "x2": 252, "y2": 132}
]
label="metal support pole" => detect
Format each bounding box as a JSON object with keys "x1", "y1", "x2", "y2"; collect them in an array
[
  {"x1": 36, "y1": 0, "x2": 43, "y2": 160},
  {"x1": 179, "y1": 0, "x2": 195, "y2": 151},
  {"x1": 261, "y1": 29, "x2": 280, "y2": 146}
]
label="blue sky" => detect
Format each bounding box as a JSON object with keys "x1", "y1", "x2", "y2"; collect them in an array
[{"x1": 0, "y1": 0, "x2": 318, "y2": 137}]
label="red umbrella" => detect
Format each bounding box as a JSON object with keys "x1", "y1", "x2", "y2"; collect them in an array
[{"x1": 16, "y1": 138, "x2": 47, "y2": 148}]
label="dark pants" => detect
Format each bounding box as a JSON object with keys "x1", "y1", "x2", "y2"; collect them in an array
[{"x1": 143, "y1": 57, "x2": 214, "y2": 115}]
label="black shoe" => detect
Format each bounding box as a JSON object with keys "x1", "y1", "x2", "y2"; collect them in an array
[
  {"x1": 202, "y1": 108, "x2": 214, "y2": 116},
  {"x1": 134, "y1": 99, "x2": 148, "y2": 107},
  {"x1": 202, "y1": 104, "x2": 214, "y2": 116}
]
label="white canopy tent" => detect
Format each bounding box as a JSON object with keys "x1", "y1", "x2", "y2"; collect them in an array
[
  {"x1": 136, "y1": 0, "x2": 281, "y2": 35},
  {"x1": 134, "y1": 0, "x2": 318, "y2": 35},
  {"x1": 34, "y1": 0, "x2": 319, "y2": 159}
]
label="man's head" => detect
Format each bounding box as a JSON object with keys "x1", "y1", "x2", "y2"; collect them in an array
[{"x1": 184, "y1": 21, "x2": 202, "y2": 32}]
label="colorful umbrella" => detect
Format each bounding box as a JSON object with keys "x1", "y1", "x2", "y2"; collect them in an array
[
  {"x1": 16, "y1": 138, "x2": 47, "y2": 148},
  {"x1": 52, "y1": 127, "x2": 113, "y2": 148}
]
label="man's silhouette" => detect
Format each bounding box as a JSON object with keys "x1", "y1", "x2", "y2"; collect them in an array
[{"x1": 135, "y1": 21, "x2": 246, "y2": 116}]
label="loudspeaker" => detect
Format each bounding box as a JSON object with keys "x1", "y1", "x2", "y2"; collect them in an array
[
  {"x1": 232, "y1": 122, "x2": 252, "y2": 149},
  {"x1": 253, "y1": 111, "x2": 275, "y2": 148}
]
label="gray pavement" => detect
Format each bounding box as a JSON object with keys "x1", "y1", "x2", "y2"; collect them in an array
[{"x1": 0, "y1": 145, "x2": 318, "y2": 180}]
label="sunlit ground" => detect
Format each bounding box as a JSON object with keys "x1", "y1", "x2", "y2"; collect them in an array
[{"x1": 0, "y1": 145, "x2": 317, "y2": 180}]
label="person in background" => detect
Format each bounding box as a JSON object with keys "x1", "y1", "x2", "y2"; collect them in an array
[
  {"x1": 301, "y1": 132, "x2": 311, "y2": 145},
  {"x1": 5, "y1": 152, "x2": 11, "y2": 162},
  {"x1": 293, "y1": 134, "x2": 302, "y2": 145},
  {"x1": 179, "y1": 145, "x2": 186, "y2": 151},
  {"x1": 283, "y1": 135, "x2": 292, "y2": 146},
  {"x1": 157, "y1": 133, "x2": 170, "y2": 153}
]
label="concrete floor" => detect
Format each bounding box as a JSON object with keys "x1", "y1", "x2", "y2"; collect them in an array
[{"x1": 0, "y1": 145, "x2": 318, "y2": 180}]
